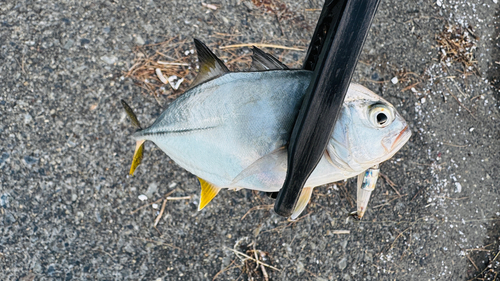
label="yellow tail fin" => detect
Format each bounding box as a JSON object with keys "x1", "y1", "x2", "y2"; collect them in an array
[
  {"x1": 130, "y1": 140, "x2": 145, "y2": 175},
  {"x1": 121, "y1": 100, "x2": 145, "y2": 176}
]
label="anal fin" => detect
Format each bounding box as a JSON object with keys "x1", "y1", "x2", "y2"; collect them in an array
[
  {"x1": 198, "y1": 177, "x2": 222, "y2": 211},
  {"x1": 290, "y1": 187, "x2": 313, "y2": 220},
  {"x1": 129, "y1": 140, "x2": 145, "y2": 176},
  {"x1": 231, "y1": 146, "x2": 287, "y2": 188}
]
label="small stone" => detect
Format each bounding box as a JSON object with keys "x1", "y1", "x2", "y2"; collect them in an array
[
  {"x1": 138, "y1": 194, "x2": 148, "y2": 201},
  {"x1": 0, "y1": 194, "x2": 10, "y2": 208},
  {"x1": 80, "y1": 38, "x2": 90, "y2": 46},
  {"x1": 63, "y1": 39, "x2": 74, "y2": 49},
  {"x1": 24, "y1": 113, "x2": 33, "y2": 124},
  {"x1": 100, "y1": 55, "x2": 117, "y2": 65},
  {"x1": 47, "y1": 265, "x2": 55, "y2": 276},
  {"x1": 24, "y1": 156, "x2": 38, "y2": 165},
  {"x1": 4, "y1": 212, "x2": 16, "y2": 224},
  {"x1": 391, "y1": 77, "x2": 398, "y2": 84},
  {"x1": 135, "y1": 35, "x2": 145, "y2": 45},
  {"x1": 124, "y1": 243, "x2": 135, "y2": 254},
  {"x1": 341, "y1": 240, "x2": 348, "y2": 251},
  {"x1": 364, "y1": 251, "x2": 373, "y2": 263},
  {"x1": 338, "y1": 257, "x2": 347, "y2": 270},
  {"x1": 146, "y1": 183, "x2": 158, "y2": 197},
  {"x1": 221, "y1": 16, "x2": 229, "y2": 25},
  {"x1": 0, "y1": 153, "x2": 10, "y2": 164},
  {"x1": 296, "y1": 261, "x2": 304, "y2": 274}
]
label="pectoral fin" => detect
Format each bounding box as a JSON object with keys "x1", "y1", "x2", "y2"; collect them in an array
[
  {"x1": 290, "y1": 187, "x2": 313, "y2": 220},
  {"x1": 198, "y1": 177, "x2": 222, "y2": 211},
  {"x1": 129, "y1": 140, "x2": 145, "y2": 175}
]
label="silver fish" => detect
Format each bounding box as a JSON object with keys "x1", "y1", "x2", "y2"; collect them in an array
[{"x1": 122, "y1": 40, "x2": 411, "y2": 219}]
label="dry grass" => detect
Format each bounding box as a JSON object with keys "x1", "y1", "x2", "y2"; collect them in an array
[
  {"x1": 436, "y1": 24, "x2": 479, "y2": 75},
  {"x1": 466, "y1": 239, "x2": 500, "y2": 281},
  {"x1": 233, "y1": 239, "x2": 278, "y2": 281},
  {"x1": 125, "y1": 37, "x2": 197, "y2": 100},
  {"x1": 213, "y1": 238, "x2": 279, "y2": 281},
  {"x1": 395, "y1": 68, "x2": 427, "y2": 93}
]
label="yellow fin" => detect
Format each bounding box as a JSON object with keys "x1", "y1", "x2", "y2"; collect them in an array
[
  {"x1": 129, "y1": 140, "x2": 145, "y2": 176},
  {"x1": 198, "y1": 177, "x2": 221, "y2": 211},
  {"x1": 290, "y1": 187, "x2": 313, "y2": 220}
]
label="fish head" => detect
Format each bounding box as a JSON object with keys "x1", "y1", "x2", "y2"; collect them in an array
[{"x1": 327, "y1": 84, "x2": 411, "y2": 171}]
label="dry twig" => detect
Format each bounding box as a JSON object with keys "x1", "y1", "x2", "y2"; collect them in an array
[
  {"x1": 220, "y1": 43, "x2": 305, "y2": 51},
  {"x1": 379, "y1": 172, "x2": 400, "y2": 196},
  {"x1": 241, "y1": 204, "x2": 273, "y2": 220},
  {"x1": 226, "y1": 247, "x2": 280, "y2": 271}
]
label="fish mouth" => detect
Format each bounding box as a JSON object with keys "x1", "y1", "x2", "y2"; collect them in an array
[
  {"x1": 390, "y1": 125, "x2": 411, "y2": 151},
  {"x1": 381, "y1": 125, "x2": 411, "y2": 154}
]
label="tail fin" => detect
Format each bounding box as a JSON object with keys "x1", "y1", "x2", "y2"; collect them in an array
[{"x1": 121, "y1": 100, "x2": 145, "y2": 176}]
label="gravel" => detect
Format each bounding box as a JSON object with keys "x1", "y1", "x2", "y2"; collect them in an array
[{"x1": 1, "y1": 0, "x2": 499, "y2": 280}]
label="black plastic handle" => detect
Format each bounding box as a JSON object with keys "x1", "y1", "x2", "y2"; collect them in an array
[{"x1": 274, "y1": 0, "x2": 381, "y2": 217}]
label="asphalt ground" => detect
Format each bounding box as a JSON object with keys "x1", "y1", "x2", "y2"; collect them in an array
[{"x1": 1, "y1": 0, "x2": 499, "y2": 280}]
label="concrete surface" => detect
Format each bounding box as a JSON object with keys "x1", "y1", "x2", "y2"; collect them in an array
[{"x1": 1, "y1": 0, "x2": 499, "y2": 280}]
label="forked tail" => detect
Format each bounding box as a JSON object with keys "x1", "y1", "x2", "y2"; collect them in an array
[{"x1": 121, "y1": 100, "x2": 145, "y2": 176}]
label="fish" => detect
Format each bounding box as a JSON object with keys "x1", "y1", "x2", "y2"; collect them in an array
[{"x1": 122, "y1": 39, "x2": 411, "y2": 219}]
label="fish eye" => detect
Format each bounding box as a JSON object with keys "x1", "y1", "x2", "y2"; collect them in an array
[{"x1": 369, "y1": 104, "x2": 394, "y2": 128}]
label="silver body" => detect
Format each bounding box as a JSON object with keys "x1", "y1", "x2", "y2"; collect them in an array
[{"x1": 136, "y1": 70, "x2": 411, "y2": 191}]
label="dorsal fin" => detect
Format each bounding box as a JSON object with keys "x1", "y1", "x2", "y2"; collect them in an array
[
  {"x1": 191, "y1": 39, "x2": 229, "y2": 87},
  {"x1": 250, "y1": 47, "x2": 289, "y2": 71},
  {"x1": 198, "y1": 177, "x2": 222, "y2": 211}
]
